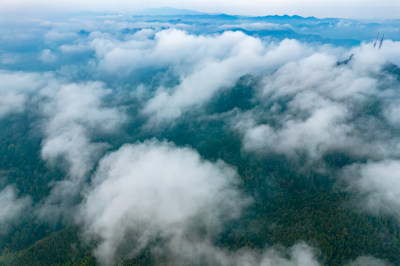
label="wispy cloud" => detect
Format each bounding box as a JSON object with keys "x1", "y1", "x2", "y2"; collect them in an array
[
  {"x1": 0, "y1": 186, "x2": 31, "y2": 233},
  {"x1": 39, "y1": 81, "x2": 125, "y2": 221}
]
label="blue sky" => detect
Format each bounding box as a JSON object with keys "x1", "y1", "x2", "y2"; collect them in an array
[{"x1": 1, "y1": 0, "x2": 399, "y2": 19}]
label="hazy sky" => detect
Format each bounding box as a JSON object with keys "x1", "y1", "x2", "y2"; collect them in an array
[{"x1": 1, "y1": 0, "x2": 399, "y2": 19}]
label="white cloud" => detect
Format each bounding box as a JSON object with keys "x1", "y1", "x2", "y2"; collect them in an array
[
  {"x1": 350, "y1": 41, "x2": 400, "y2": 68},
  {"x1": 167, "y1": 239, "x2": 320, "y2": 266},
  {"x1": 44, "y1": 30, "x2": 78, "y2": 43},
  {"x1": 39, "y1": 49, "x2": 57, "y2": 63},
  {"x1": 384, "y1": 100, "x2": 400, "y2": 129},
  {"x1": 261, "y1": 52, "x2": 377, "y2": 101},
  {"x1": 0, "y1": 186, "x2": 31, "y2": 232},
  {"x1": 144, "y1": 31, "x2": 266, "y2": 122},
  {"x1": 78, "y1": 140, "x2": 249, "y2": 265},
  {"x1": 0, "y1": 71, "x2": 46, "y2": 117},
  {"x1": 59, "y1": 42, "x2": 94, "y2": 54},
  {"x1": 342, "y1": 160, "x2": 400, "y2": 218},
  {"x1": 235, "y1": 41, "x2": 400, "y2": 160},
  {"x1": 0, "y1": 53, "x2": 22, "y2": 65},
  {"x1": 39, "y1": 81, "x2": 125, "y2": 220},
  {"x1": 336, "y1": 21, "x2": 352, "y2": 28},
  {"x1": 241, "y1": 92, "x2": 353, "y2": 158},
  {"x1": 84, "y1": 30, "x2": 314, "y2": 125},
  {"x1": 345, "y1": 255, "x2": 390, "y2": 266},
  {"x1": 142, "y1": 33, "x2": 311, "y2": 124},
  {"x1": 218, "y1": 23, "x2": 291, "y2": 31}
]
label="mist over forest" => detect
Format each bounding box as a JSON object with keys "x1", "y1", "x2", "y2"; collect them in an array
[{"x1": 1, "y1": 8, "x2": 400, "y2": 265}]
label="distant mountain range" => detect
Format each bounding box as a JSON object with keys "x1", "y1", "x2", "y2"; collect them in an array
[
  {"x1": 125, "y1": 7, "x2": 400, "y2": 44},
  {"x1": 132, "y1": 7, "x2": 206, "y2": 16},
  {"x1": 131, "y1": 7, "x2": 320, "y2": 20}
]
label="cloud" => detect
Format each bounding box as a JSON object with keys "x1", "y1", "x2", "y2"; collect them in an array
[
  {"x1": 234, "y1": 42, "x2": 400, "y2": 160},
  {"x1": 0, "y1": 71, "x2": 46, "y2": 117},
  {"x1": 345, "y1": 255, "x2": 390, "y2": 266},
  {"x1": 44, "y1": 30, "x2": 78, "y2": 43},
  {"x1": 141, "y1": 32, "x2": 312, "y2": 125},
  {"x1": 218, "y1": 23, "x2": 291, "y2": 31},
  {"x1": 84, "y1": 29, "x2": 313, "y2": 124},
  {"x1": 39, "y1": 81, "x2": 125, "y2": 221},
  {"x1": 0, "y1": 53, "x2": 22, "y2": 65},
  {"x1": 0, "y1": 185, "x2": 31, "y2": 233},
  {"x1": 41, "y1": 81, "x2": 123, "y2": 175},
  {"x1": 78, "y1": 140, "x2": 250, "y2": 265},
  {"x1": 166, "y1": 239, "x2": 320, "y2": 266},
  {"x1": 68, "y1": 28, "x2": 332, "y2": 107},
  {"x1": 230, "y1": 41, "x2": 400, "y2": 219},
  {"x1": 336, "y1": 21, "x2": 352, "y2": 28},
  {"x1": 383, "y1": 99, "x2": 400, "y2": 129},
  {"x1": 240, "y1": 92, "x2": 353, "y2": 158},
  {"x1": 143, "y1": 31, "x2": 266, "y2": 122},
  {"x1": 342, "y1": 160, "x2": 400, "y2": 218},
  {"x1": 350, "y1": 41, "x2": 400, "y2": 67},
  {"x1": 260, "y1": 52, "x2": 377, "y2": 101},
  {"x1": 38, "y1": 49, "x2": 57, "y2": 62}
]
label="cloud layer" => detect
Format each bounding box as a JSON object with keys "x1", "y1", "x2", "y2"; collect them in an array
[{"x1": 0, "y1": 11, "x2": 400, "y2": 264}]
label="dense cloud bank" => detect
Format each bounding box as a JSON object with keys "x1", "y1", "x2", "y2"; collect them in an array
[{"x1": 1, "y1": 12, "x2": 400, "y2": 264}]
